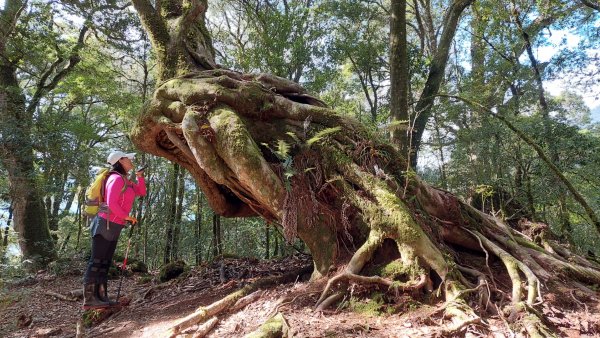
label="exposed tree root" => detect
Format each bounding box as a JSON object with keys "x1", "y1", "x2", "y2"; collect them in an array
[
  {"x1": 517, "y1": 303, "x2": 558, "y2": 338},
  {"x1": 315, "y1": 292, "x2": 344, "y2": 312},
  {"x1": 471, "y1": 229, "x2": 541, "y2": 305},
  {"x1": 243, "y1": 312, "x2": 289, "y2": 338},
  {"x1": 165, "y1": 265, "x2": 311, "y2": 337},
  {"x1": 439, "y1": 280, "x2": 482, "y2": 334}
]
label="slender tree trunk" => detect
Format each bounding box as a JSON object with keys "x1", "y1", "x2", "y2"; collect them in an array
[
  {"x1": 3, "y1": 205, "x2": 12, "y2": 247},
  {"x1": 432, "y1": 112, "x2": 448, "y2": 189},
  {"x1": 164, "y1": 163, "x2": 180, "y2": 264},
  {"x1": 212, "y1": 213, "x2": 222, "y2": 258},
  {"x1": 46, "y1": 172, "x2": 68, "y2": 241},
  {"x1": 75, "y1": 188, "x2": 84, "y2": 250},
  {"x1": 172, "y1": 167, "x2": 185, "y2": 260},
  {"x1": 410, "y1": 0, "x2": 474, "y2": 167},
  {"x1": 525, "y1": 171, "x2": 537, "y2": 219},
  {"x1": 195, "y1": 185, "x2": 202, "y2": 265},
  {"x1": 390, "y1": 0, "x2": 411, "y2": 159},
  {"x1": 273, "y1": 230, "x2": 280, "y2": 257},
  {"x1": 143, "y1": 179, "x2": 152, "y2": 264},
  {"x1": 264, "y1": 223, "x2": 270, "y2": 259}
]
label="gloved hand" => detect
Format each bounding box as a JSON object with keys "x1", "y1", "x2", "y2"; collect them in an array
[{"x1": 125, "y1": 216, "x2": 138, "y2": 225}]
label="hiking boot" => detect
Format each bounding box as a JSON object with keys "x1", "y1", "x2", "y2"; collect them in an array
[
  {"x1": 82, "y1": 283, "x2": 109, "y2": 310},
  {"x1": 97, "y1": 282, "x2": 118, "y2": 306}
]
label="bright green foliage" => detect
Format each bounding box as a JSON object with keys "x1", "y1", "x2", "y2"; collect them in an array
[{"x1": 306, "y1": 127, "x2": 342, "y2": 147}]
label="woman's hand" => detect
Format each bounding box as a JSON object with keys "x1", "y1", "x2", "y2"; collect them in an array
[
  {"x1": 125, "y1": 216, "x2": 138, "y2": 225},
  {"x1": 136, "y1": 164, "x2": 147, "y2": 178}
]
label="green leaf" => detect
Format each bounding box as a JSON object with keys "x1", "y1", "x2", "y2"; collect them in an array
[
  {"x1": 286, "y1": 132, "x2": 300, "y2": 143},
  {"x1": 275, "y1": 140, "x2": 290, "y2": 159},
  {"x1": 307, "y1": 127, "x2": 342, "y2": 147}
]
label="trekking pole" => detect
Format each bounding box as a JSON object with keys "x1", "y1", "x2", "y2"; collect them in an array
[{"x1": 116, "y1": 222, "x2": 135, "y2": 302}]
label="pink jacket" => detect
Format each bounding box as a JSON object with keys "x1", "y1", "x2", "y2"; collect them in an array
[{"x1": 98, "y1": 173, "x2": 146, "y2": 225}]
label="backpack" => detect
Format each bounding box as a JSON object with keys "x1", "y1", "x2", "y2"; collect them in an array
[{"x1": 84, "y1": 169, "x2": 124, "y2": 217}]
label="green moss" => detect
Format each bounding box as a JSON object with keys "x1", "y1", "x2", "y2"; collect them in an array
[
  {"x1": 378, "y1": 260, "x2": 407, "y2": 279},
  {"x1": 348, "y1": 293, "x2": 386, "y2": 317},
  {"x1": 128, "y1": 259, "x2": 148, "y2": 274},
  {"x1": 245, "y1": 313, "x2": 288, "y2": 338},
  {"x1": 159, "y1": 260, "x2": 188, "y2": 283}
]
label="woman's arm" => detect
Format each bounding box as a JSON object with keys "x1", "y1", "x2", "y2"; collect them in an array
[{"x1": 132, "y1": 176, "x2": 147, "y2": 196}]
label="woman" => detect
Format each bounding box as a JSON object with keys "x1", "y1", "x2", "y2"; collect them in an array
[{"x1": 83, "y1": 150, "x2": 146, "y2": 309}]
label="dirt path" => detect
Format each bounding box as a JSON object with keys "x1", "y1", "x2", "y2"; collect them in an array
[{"x1": 1, "y1": 256, "x2": 599, "y2": 337}]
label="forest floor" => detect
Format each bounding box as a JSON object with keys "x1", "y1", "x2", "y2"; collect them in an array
[{"x1": 1, "y1": 254, "x2": 599, "y2": 338}]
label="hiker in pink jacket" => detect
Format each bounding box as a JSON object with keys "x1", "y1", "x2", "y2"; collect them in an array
[{"x1": 83, "y1": 151, "x2": 146, "y2": 309}]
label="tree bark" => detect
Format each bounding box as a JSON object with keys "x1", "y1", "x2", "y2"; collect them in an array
[
  {"x1": 172, "y1": 165, "x2": 185, "y2": 260},
  {"x1": 264, "y1": 223, "x2": 270, "y2": 259},
  {"x1": 212, "y1": 214, "x2": 222, "y2": 258},
  {"x1": 164, "y1": 163, "x2": 179, "y2": 264},
  {"x1": 389, "y1": 0, "x2": 410, "y2": 156},
  {"x1": 131, "y1": 0, "x2": 216, "y2": 82},
  {"x1": 195, "y1": 184, "x2": 202, "y2": 265}
]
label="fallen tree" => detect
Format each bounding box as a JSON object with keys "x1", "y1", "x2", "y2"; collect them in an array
[{"x1": 129, "y1": 1, "x2": 600, "y2": 336}]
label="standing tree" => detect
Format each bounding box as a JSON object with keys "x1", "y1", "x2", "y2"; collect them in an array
[
  {"x1": 129, "y1": 0, "x2": 600, "y2": 335},
  {"x1": 0, "y1": 0, "x2": 89, "y2": 265}
]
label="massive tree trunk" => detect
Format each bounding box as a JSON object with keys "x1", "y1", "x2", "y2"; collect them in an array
[
  {"x1": 0, "y1": 81, "x2": 56, "y2": 265},
  {"x1": 130, "y1": 1, "x2": 600, "y2": 335}
]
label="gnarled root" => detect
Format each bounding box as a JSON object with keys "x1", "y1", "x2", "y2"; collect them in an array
[
  {"x1": 439, "y1": 279, "x2": 482, "y2": 334},
  {"x1": 243, "y1": 312, "x2": 290, "y2": 338},
  {"x1": 515, "y1": 303, "x2": 558, "y2": 338}
]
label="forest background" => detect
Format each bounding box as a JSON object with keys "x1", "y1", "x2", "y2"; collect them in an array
[{"x1": 0, "y1": 0, "x2": 599, "y2": 276}]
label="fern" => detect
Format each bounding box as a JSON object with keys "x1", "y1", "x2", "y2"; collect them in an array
[
  {"x1": 307, "y1": 126, "x2": 342, "y2": 147},
  {"x1": 286, "y1": 131, "x2": 300, "y2": 143},
  {"x1": 275, "y1": 140, "x2": 290, "y2": 160}
]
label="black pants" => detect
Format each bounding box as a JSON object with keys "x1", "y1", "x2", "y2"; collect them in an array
[{"x1": 83, "y1": 217, "x2": 121, "y2": 284}]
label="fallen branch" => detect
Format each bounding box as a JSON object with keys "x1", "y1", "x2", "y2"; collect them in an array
[
  {"x1": 45, "y1": 291, "x2": 77, "y2": 302},
  {"x1": 165, "y1": 264, "x2": 311, "y2": 337},
  {"x1": 192, "y1": 316, "x2": 219, "y2": 338},
  {"x1": 231, "y1": 290, "x2": 265, "y2": 312}
]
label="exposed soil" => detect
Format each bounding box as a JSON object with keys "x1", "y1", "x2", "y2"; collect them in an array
[{"x1": 1, "y1": 255, "x2": 599, "y2": 338}]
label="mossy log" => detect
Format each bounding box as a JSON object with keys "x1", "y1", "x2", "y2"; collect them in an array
[{"x1": 132, "y1": 70, "x2": 600, "y2": 336}]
